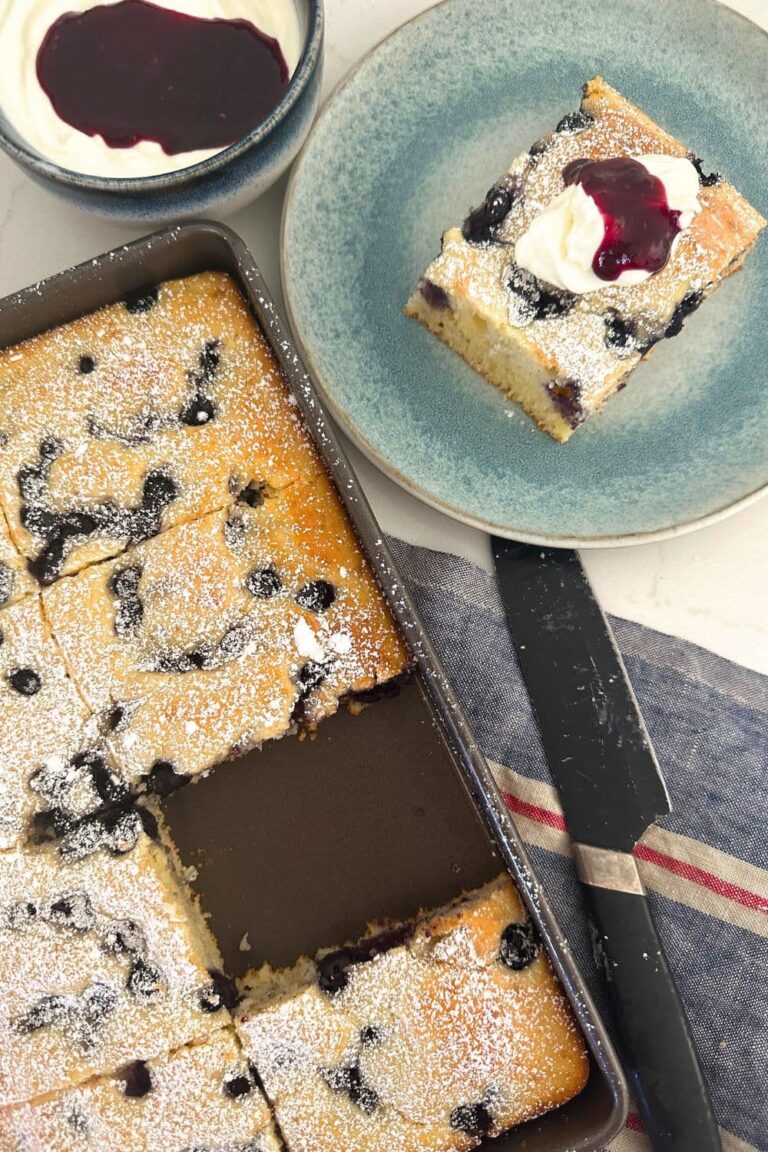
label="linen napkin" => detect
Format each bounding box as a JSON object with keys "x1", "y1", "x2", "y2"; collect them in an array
[{"x1": 388, "y1": 537, "x2": 768, "y2": 1152}]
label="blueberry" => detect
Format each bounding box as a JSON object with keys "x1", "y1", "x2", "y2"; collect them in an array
[
  {"x1": 103, "y1": 918, "x2": 147, "y2": 958},
  {"x1": 291, "y1": 661, "x2": 328, "y2": 723},
  {"x1": 296, "y1": 580, "x2": 336, "y2": 613},
  {"x1": 604, "y1": 310, "x2": 639, "y2": 353},
  {"x1": 664, "y1": 290, "x2": 704, "y2": 338},
  {"x1": 124, "y1": 287, "x2": 159, "y2": 314},
  {"x1": 418, "y1": 278, "x2": 451, "y2": 311},
  {"x1": 317, "y1": 925, "x2": 412, "y2": 995},
  {"x1": 143, "y1": 760, "x2": 190, "y2": 797},
  {"x1": 236, "y1": 481, "x2": 266, "y2": 508},
  {"x1": 199, "y1": 970, "x2": 238, "y2": 1013},
  {"x1": 109, "y1": 566, "x2": 143, "y2": 637},
  {"x1": 59, "y1": 807, "x2": 142, "y2": 862},
  {"x1": 224, "y1": 1071, "x2": 254, "y2": 1099},
  {"x1": 80, "y1": 986, "x2": 119, "y2": 1032},
  {"x1": 322, "y1": 1064, "x2": 379, "y2": 1114},
  {"x1": 30, "y1": 806, "x2": 72, "y2": 843},
  {"x1": 528, "y1": 137, "x2": 550, "y2": 161},
  {"x1": 136, "y1": 470, "x2": 178, "y2": 530},
  {"x1": 198, "y1": 340, "x2": 221, "y2": 382},
  {"x1": 450, "y1": 1102, "x2": 494, "y2": 1136},
  {"x1": 246, "y1": 564, "x2": 282, "y2": 599},
  {"x1": 360, "y1": 1024, "x2": 383, "y2": 1047},
  {"x1": 5, "y1": 901, "x2": 37, "y2": 929},
  {"x1": 107, "y1": 705, "x2": 126, "y2": 731},
  {"x1": 556, "y1": 110, "x2": 594, "y2": 134},
  {"x1": 9, "y1": 667, "x2": 42, "y2": 696},
  {"x1": 316, "y1": 948, "x2": 353, "y2": 996},
  {"x1": 546, "y1": 379, "x2": 584, "y2": 430},
  {"x1": 219, "y1": 620, "x2": 250, "y2": 659},
  {"x1": 65, "y1": 1105, "x2": 89, "y2": 1133},
  {"x1": 119, "y1": 1059, "x2": 153, "y2": 1098},
  {"x1": 508, "y1": 265, "x2": 576, "y2": 322},
  {"x1": 127, "y1": 957, "x2": 164, "y2": 1001},
  {"x1": 46, "y1": 892, "x2": 96, "y2": 933},
  {"x1": 500, "y1": 920, "x2": 541, "y2": 970},
  {"x1": 296, "y1": 661, "x2": 327, "y2": 692},
  {"x1": 180, "y1": 394, "x2": 217, "y2": 427},
  {"x1": 351, "y1": 680, "x2": 403, "y2": 706},
  {"x1": 14, "y1": 994, "x2": 68, "y2": 1034},
  {"x1": 462, "y1": 176, "x2": 520, "y2": 244},
  {"x1": 689, "y1": 154, "x2": 721, "y2": 187},
  {"x1": 83, "y1": 754, "x2": 129, "y2": 804},
  {"x1": 154, "y1": 648, "x2": 209, "y2": 673},
  {"x1": 78, "y1": 355, "x2": 96, "y2": 374}
]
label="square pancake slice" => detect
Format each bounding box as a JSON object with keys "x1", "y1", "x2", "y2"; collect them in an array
[
  {"x1": 0, "y1": 271, "x2": 322, "y2": 585},
  {"x1": 406, "y1": 76, "x2": 766, "y2": 441},
  {"x1": 0, "y1": 596, "x2": 95, "y2": 851},
  {"x1": 236, "y1": 875, "x2": 588, "y2": 1152},
  {"x1": 44, "y1": 475, "x2": 408, "y2": 794},
  {"x1": 0, "y1": 1027, "x2": 282, "y2": 1152},
  {"x1": 0, "y1": 813, "x2": 231, "y2": 1107}
]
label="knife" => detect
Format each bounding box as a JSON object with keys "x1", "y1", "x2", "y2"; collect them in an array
[{"x1": 491, "y1": 538, "x2": 721, "y2": 1152}]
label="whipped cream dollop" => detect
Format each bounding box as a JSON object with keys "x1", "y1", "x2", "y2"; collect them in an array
[
  {"x1": 0, "y1": 0, "x2": 303, "y2": 178},
  {"x1": 515, "y1": 155, "x2": 701, "y2": 294}
]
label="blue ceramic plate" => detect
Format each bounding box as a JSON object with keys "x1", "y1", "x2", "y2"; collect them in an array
[{"x1": 282, "y1": 0, "x2": 768, "y2": 546}]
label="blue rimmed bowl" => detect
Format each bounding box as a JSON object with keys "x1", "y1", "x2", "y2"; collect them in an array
[{"x1": 0, "y1": 0, "x2": 323, "y2": 223}]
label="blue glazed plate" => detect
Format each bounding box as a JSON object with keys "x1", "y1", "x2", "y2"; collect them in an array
[{"x1": 282, "y1": 0, "x2": 768, "y2": 546}]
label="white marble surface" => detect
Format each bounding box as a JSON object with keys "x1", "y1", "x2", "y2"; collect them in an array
[{"x1": 0, "y1": 0, "x2": 765, "y2": 673}]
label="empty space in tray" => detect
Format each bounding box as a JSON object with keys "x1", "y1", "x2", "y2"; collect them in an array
[{"x1": 162, "y1": 675, "x2": 500, "y2": 974}]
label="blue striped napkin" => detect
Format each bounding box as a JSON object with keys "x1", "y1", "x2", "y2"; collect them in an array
[{"x1": 388, "y1": 537, "x2": 768, "y2": 1152}]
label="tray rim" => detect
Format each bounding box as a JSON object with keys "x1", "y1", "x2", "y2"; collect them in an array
[{"x1": 0, "y1": 219, "x2": 629, "y2": 1151}]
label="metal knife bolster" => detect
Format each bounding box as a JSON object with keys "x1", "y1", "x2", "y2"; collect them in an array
[{"x1": 573, "y1": 843, "x2": 645, "y2": 895}]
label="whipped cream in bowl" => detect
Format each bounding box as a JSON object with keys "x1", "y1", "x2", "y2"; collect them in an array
[
  {"x1": 0, "y1": 0, "x2": 304, "y2": 179},
  {"x1": 0, "y1": 0, "x2": 322, "y2": 221},
  {"x1": 515, "y1": 154, "x2": 701, "y2": 294}
]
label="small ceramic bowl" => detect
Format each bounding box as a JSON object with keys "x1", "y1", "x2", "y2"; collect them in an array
[{"x1": 0, "y1": 0, "x2": 323, "y2": 224}]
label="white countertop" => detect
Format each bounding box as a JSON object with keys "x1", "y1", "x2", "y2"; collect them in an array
[{"x1": 0, "y1": 0, "x2": 764, "y2": 674}]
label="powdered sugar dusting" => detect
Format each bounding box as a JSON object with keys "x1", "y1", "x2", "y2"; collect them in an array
[
  {"x1": 237, "y1": 875, "x2": 588, "y2": 1151},
  {"x1": 0, "y1": 1027, "x2": 281, "y2": 1151},
  {"x1": 0, "y1": 823, "x2": 225, "y2": 1106}
]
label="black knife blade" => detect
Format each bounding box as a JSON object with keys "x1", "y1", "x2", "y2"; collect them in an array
[{"x1": 491, "y1": 537, "x2": 721, "y2": 1152}]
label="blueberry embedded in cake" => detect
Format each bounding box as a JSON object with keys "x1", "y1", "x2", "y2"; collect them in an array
[
  {"x1": 0, "y1": 1027, "x2": 282, "y2": 1152},
  {"x1": 0, "y1": 596, "x2": 104, "y2": 852},
  {"x1": 0, "y1": 271, "x2": 323, "y2": 584},
  {"x1": 235, "y1": 876, "x2": 588, "y2": 1152},
  {"x1": 43, "y1": 472, "x2": 408, "y2": 793},
  {"x1": 406, "y1": 76, "x2": 766, "y2": 441},
  {"x1": 0, "y1": 812, "x2": 228, "y2": 1106}
]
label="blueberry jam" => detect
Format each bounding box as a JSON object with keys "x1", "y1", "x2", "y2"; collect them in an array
[
  {"x1": 36, "y1": 0, "x2": 290, "y2": 156},
  {"x1": 563, "y1": 157, "x2": 684, "y2": 281}
]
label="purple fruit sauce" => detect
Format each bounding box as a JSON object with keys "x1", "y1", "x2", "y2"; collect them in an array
[
  {"x1": 563, "y1": 157, "x2": 683, "y2": 281},
  {"x1": 36, "y1": 0, "x2": 290, "y2": 155}
]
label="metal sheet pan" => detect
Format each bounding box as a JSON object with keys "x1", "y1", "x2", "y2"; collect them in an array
[{"x1": 0, "y1": 221, "x2": 628, "y2": 1152}]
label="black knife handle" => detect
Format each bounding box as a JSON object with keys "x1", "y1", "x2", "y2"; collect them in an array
[{"x1": 576, "y1": 847, "x2": 721, "y2": 1152}]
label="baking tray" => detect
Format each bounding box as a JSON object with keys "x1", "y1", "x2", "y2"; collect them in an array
[{"x1": 0, "y1": 221, "x2": 628, "y2": 1152}]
